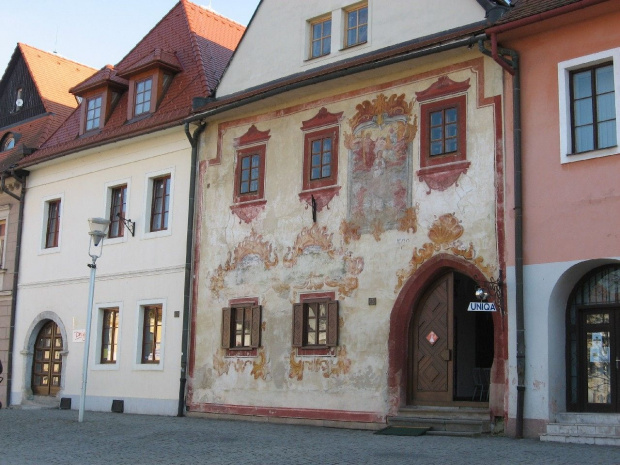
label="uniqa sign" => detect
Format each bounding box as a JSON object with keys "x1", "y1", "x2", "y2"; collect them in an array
[{"x1": 467, "y1": 302, "x2": 497, "y2": 312}]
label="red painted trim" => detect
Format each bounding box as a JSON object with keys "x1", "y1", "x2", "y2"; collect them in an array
[
  {"x1": 229, "y1": 297, "x2": 259, "y2": 306},
  {"x1": 233, "y1": 145, "x2": 267, "y2": 204},
  {"x1": 187, "y1": 402, "x2": 385, "y2": 423},
  {"x1": 302, "y1": 126, "x2": 339, "y2": 191},
  {"x1": 298, "y1": 186, "x2": 341, "y2": 212},
  {"x1": 415, "y1": 76, "x2": 470, "y2": 102},
  {"x1": 300, "y1": 107, "x2": 343, "y2": 130},
  {"x1": 235, "y1": 124, "x2": 271, "y2": 147}
]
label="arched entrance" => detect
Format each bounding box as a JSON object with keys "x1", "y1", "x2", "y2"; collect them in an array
[
  {"x1": 31, "y1": 321, "x2": 63, "y2": 396},
  {"x1": 408, "y1": 271, "x2": 494, "y2": 405},
  {"x1": 566, "y1": 264, "x2": 620, "y2": 412}
]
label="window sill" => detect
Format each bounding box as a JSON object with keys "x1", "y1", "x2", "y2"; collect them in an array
[
  {"x1": 92, "y1": 363, "x2": 120, "y2": 371},
  {"x1": 143, "y1": 227, "x2": 172, "y2": 240},
  {"x1": 417, "y1": 160, "x2": 470, "y2": 194},
  {"x1": 296, "y1": 346, "x2": 336, "y2": 356},
  {"x1": 340, "y1": 40, "x2": 367, "y2": 51},
  {"x1": 298, "y1": 185, "x2": 340, "y2": 212},
  {"x1": 230, "y1": 199, "x2": 266, "y2": 224},
  {"x1": 562, "y1": 145, "x2": 619, "y2": 164},
  {"x1": 38, "y1": 246, "x2": 60, "y2": 255},
  {"x1": 133, "y1": 362, "x2": 164, "y2": 371}
]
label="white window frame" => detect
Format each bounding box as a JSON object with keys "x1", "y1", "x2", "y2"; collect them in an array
[
  {"x1": 558, "y1": 48, "x2": 620, "y2": 164},
  {"x1": 39, "y1": 193, "x2": 64, "y2": 254},
  {"x1": 102, "y1": 178, "x2": 131, "y2": 245},
  {"x1": 133, "y1": 298, "x2": 166, "y2": 371},
  {"x1": 0, "y1": 205, "x2": 10, "y2": 270},
  {"x1": 143, "y1": 168, "x2": 174, "y2": 239},
  {"x1": 93, "y1": 301, "x2": 123, "y2": 371}
]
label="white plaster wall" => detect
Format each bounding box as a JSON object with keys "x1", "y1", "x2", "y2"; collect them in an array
[
  {"x1": 217, "y1": 0, "x2": 486, "y2": 96},
  {"x1": 506, "y1": 257, "x2": 620, "y2": 430},
  {"x1": 11, "y1": 129, "x2": 191, "y2": 415}
]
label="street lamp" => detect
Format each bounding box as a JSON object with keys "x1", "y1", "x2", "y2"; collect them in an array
[{"x1": 78, "y1": 217, "x2": 110, "y2": 423}]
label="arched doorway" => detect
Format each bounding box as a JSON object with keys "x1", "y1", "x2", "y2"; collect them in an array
[
  {"x1": 408, "y1": 271, "x2": 494, "y2": 405},
  {"x1": 566, "y1": 264, "x2": 620, "y2": 412},
  {"x1": 31, "y1": 321, "x2": 63, "y2": 396}
]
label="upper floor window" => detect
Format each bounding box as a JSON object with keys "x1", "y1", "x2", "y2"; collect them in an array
[
  {"x1": 429, "y1": 106, "x2": 459, "y2": 156},
  {"x1": 134, "y1": 78, "x2": 153, "y2": 116},
  {"x1": 0, "y1": 219, "x2": 6, "y2": 269},
  {"x1": 420, "y1": 95, "x2": 467, "y2": 167},
  {"x1": 141, "y1": 304, "x2": 162, "y2": 364},
  {"x1": 310, "y1": 16, "x2": 331, "y2": 59},
  {"x1": 1, "y1": 133, "x2": 15, "y2": 152},
  {"x1": 344, "y1": 4, "x2": 368, "y2": 48},
  {"x1": 45, "y1": 199, "x2": 61, "y2": 249},
  {"x1": 559, "y1": 49, "x2": 620, "y2": 164},
  {"x1": 570, "y1": 63, "x2": 616, "y2": 153},
  {"x1": 100, "y1": 307, "x2": 119, "y2": 364},
  {"x1": 85, "y1": 96, "x2": 103, "y2": 131},
  {"x1": 150, "y1": 175, "x2": 170, "y2": 232},
  {"x1": 108, "y1": 184, "x2": 127, "y2": 238}
]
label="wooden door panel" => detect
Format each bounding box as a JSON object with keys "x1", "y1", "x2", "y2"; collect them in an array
[{"x1": 32, "y1": 321, "x2": 62, "y2": 396}]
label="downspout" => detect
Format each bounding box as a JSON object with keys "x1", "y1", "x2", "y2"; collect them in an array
[
  {"x1": 479, "y1": 37, "x2": 525, "y2": 439},
  {"x1": 0, "y1": 169, "x2": 28, "y2": 409},
  {"x1": 178, "y1": 121, "x2": 207, "y2": 416}
]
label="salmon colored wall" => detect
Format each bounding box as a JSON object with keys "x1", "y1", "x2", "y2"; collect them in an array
[{"x1": 500, "y1": 4, "x2": 620, "y2": 267}]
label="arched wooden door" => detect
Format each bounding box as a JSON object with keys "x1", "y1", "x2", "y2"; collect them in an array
[
  {"x1": 409, "y1": 272, "x2": 454, "y2": 403},
  {"x1": 32, "y1": 321, "x2": 63, "y2": 396}
]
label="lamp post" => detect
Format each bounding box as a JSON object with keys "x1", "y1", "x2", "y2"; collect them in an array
[{"x1": 78, "y1": 217, "x2": 110, "y2": 423}]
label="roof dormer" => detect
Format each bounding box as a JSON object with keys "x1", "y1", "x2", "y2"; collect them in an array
[
  {"x1": 70, "y1": 65, "x2": 128, "y2": 135},
  {"x1": 115, "y1": 49, "x2": 181, "y2": 121}
]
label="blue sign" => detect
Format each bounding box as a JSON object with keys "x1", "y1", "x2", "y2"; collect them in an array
[{"x1": 467, "y1": 302, "x2": 497, "y2": 312}]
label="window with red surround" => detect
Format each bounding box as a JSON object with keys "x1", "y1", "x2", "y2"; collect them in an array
[
  {"x1": 299, "y1": 108, "x2": 342, "y2": 211},
  {"x1": 293, "y1": 292, "x2": 338, "y2": 356},
  {"x1": 222, "y1": 298, "x2": 261, "y2": 356},
  {"x1": 231, "y1": 125, "x2": 270, "y2": 223},
  {"x1": 416, "y1": 76, "x2": 471, "y2": 193}
]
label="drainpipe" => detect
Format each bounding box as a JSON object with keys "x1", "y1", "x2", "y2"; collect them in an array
[
  {"x1": 479, "y1": 37, "x2": 524, "y2": 439},
  {"x1": 178, "y1": 121, "x2": 207, "y2": 416},
  {"x1": 0, "y1": 169, "x2": 28, "y2": 409}
]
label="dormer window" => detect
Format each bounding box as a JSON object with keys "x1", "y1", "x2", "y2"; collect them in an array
[
  {"x1": 1, "y1": 133, "x2": 15, "y2": 151},
  {"x1": 85, "y1": 96, "x2": 103, "y2": 131},
  {"x1": 134, "y1": 78, "x2": 153, "y2": 116}
]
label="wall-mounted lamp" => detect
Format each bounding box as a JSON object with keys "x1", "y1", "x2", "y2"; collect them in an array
[
  {"x1": 116, "y1": 213, "x2": 135, "y2": 237},
  {"x1": 474, "y1": 270, "x2": 503, "y2": 315}
]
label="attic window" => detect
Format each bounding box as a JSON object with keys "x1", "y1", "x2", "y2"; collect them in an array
[
  {"x1": 85, "y1": 96, "x2": 103, "y2": 131},
  {"x1": 134, "y1": 78, "x2": 153, "y2": 116},
  {"x1": 1, "y1": 133, "x2": 15, "y2": 151}
]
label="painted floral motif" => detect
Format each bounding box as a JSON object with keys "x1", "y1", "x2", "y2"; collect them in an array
[
  {"x1": 209, "y1": 229, "x2": 278, "y2": 298},
  {"x1": 283, "y1": 224, "x2": 335, "y2": 267},
  {"x1": 288, "y1": 346, "x2": 352, "y2": 381},
  {"x1": 345, "y1": 93, "x2": 417, "y2": 237},
  {"x1": 339, "y1": 220, "x2": 361, "y2": 245},
  {"x1": 213, "y1": 347, "x2": 270, "y2": 381},
  {"x1": 395, "y1": 213, "x2": 496, "y2": 291},
  {"x1": 398, "y1": 206, "x2": 419, "y2": 234}
]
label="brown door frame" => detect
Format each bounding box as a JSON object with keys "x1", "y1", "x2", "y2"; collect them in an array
[{"x1": 31, "y1": 321, "x2": 63, "y2": 396}]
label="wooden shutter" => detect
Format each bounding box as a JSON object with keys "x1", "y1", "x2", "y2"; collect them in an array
[
  {"x1": 221, "y1": 307, "x2": 231, "y2": 349},
  {"x1": 251, "y1": 305, "x2": 261, "y2": 348},
  {"x1": 326, "y1": 300, "x2": 339, "y2": 347},
  {"x1": 292, "y1": 303, "x2": 304, "y2": 347}
]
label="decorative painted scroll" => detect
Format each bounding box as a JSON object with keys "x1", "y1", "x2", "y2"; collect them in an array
[{"x1": 288, "y1": 346, "x2": 351, "y2": 381}]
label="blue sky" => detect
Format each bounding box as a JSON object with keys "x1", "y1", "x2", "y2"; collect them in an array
[{"x1": 1, "y1": 0, "x2": 260, "y2": 72}]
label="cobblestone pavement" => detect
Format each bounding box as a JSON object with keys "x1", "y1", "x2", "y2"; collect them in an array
[{"x1": 0, "y1": 408, "x2": 619, "y2": 465}]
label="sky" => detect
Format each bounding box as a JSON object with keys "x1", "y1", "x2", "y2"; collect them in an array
[{"x1": 0, "y1": 0, "x2": 261, "y2": 72}]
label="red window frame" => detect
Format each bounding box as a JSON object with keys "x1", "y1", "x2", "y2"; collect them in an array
[
  {"x1": 108, "y1": 185, "x2": 127, "y2": 238},
  {"x1": 303, "y1": 127, "x2": 339, "y2": 191},
  {"x1": 141, "y1": 305, "x2": 162, "y2": 364},
  {"x1": 420, "y1": 95, "x2": 467, "y2": 169},
  {"x1": 150, "y1": 175, "x2": 170, "y2": 232},
  {"x1": 233, "y1": 145, "x2": 266, "y2": 204},
  {"x1": 100, "y1": 308, "x2": 119, "y2": 364},
  {"x1": 45, "y1": 199, "x2": 61, "y2": 248}
]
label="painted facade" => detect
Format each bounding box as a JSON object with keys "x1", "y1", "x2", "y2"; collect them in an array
[
  {"x1": 493, "y1": 0, "x2": 620, "y2": 439},
  {"x1": 188, "y1": 0, "x2": 508, "y2": 427}
]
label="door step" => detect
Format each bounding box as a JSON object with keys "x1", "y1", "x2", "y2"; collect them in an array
[
  {"x1": 17, "y1": 395, "x2": 61, "y2": 410},
  {"x1": 540, "y1": 413, "x2": 620, "y2": 446},
  {"x1": 388, "y1": 406, "x2": 491, "y2": 435}
]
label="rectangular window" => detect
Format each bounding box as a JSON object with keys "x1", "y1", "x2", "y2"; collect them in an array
[
  {"x1": 221, "y1": 305, "x2": 261, "y2": 350},
  {"x1": 150, "y1": 175, "x2": 170, "y2": 232},
  {"x1": 233, "y1": 145, "x2": 266, "y2": 204},
  {"x1": 345, "y1": 4, "x2": 368, "y2": 48},
  {"x1": 100, "y1": 308, "x2": 119, "y2": 364},
  {"x1": 310, "y1": 17, "x2": 331, "y2": 59},
  {"x1": 0, "y1": 219, "x2": 6, "y2": 268},
  {"x1": 570, "y1": 63, "x2": 617, "y2": 153},
  {"x1": 134, "y1": 78, "x2": 152, "y2": 116},
  {"x1": 239, "y1": 153, "x2": 261, "y2": 195},
  {"x1": 420, "y1": 95, "x2": 467, "y2": 168},
  {"x1": 141, "y1": 305, "x2": 162, "y2": 364},
  {"x1": 108, "y1": 185, "x2": 127, "y2": 238},
  {"x1": 45, "y1": 199, "x2": 61, "y2": 249},
  {"x1": 310, "y1": 136, "x2": 332, "y2": 180},
  {"x1": 292, "y1": 299, "x2": 338, "y2": 348},
  {"x1": 85, "y1": 96, "x2": 102, "y2": 131},
  {"x1": 429, "y1": 107, "x2": 459, "y2": 156}
]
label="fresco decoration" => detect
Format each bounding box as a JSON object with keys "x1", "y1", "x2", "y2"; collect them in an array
[
  {"x1": 209, "y1": 229, "x2": 279, "y2": 298},
  {"x1": 288, "y1": 346, "x2": 352, "y2": 381},
  {"x1": 213, "y1": 347, "x2": 270, "y2": 381},
  {"x1": 344, "y1": 93, "x2": 417, "y2": 238},
  {"x1": 395, "y1": 213, "x2": 496, "y2": 292},
  {"x1": 398, "y1": 205, "x2": 419, "y2": 234},
  {"x1": 283, "y1": 224, "x2": 335, "y2": 267},
  {"x1": 339, "y1": 220, "x2": 361, "y2": 245}
]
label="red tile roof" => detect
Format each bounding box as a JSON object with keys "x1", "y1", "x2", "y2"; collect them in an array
[
  {"x1": 70, "y1": 65, "x2": 128, "y2": 95},
  {"x1": 490, "y1": 0, "x2": 609, "y2": 26},
  {"x1": 24, "y1": 0, "x2": 244, "y2": 167}
]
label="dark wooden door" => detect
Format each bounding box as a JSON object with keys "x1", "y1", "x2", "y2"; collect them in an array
[
  {"x1": 410, "y1": 272, "x2": 454, "y2": 403},
  {"x1": 32, "y1": 321, "x2": 63, "y2": 396},
  {"x1": 580, "y1": 308, "x2": 620, "y2": 412}
]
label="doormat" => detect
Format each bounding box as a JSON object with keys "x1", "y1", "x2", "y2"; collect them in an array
[{"x1": 374, "y1": 426, "x2": 430, "y2": 436}]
